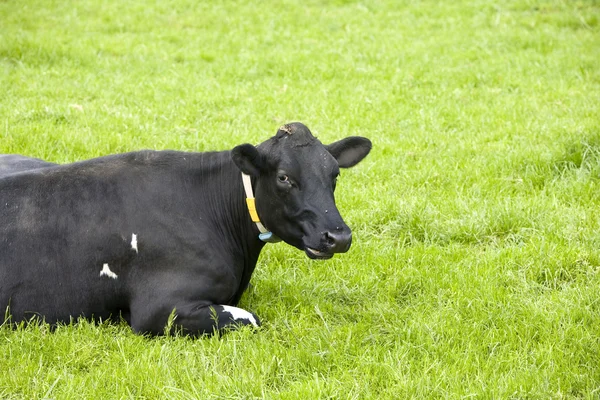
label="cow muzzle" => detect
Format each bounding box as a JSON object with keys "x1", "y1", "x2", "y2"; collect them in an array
[{"x1": 304, "y1": 230, "x2": 352, "y2": 259}]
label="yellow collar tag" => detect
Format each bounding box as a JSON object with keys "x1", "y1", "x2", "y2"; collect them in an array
[{"x1": 245, "y1": 198, "x2": 261, "y2": 223}]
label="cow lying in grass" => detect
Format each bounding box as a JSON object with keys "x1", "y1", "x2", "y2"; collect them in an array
[{"x1": 0, "y1": 122, "x2": 371, "y2": 335}]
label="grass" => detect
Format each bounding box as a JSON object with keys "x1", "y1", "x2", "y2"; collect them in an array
[{"x1": 1, "y1": 0, "x2": 600, "y2": 398}]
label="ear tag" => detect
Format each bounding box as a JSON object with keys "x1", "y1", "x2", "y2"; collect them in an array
[{"x1": 259, "y1": 231, "x2": 281, "y2": 243}]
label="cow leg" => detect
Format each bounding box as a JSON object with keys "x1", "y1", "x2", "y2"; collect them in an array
[
  {"x1": 178, "y1": 304, "x2": 261, "y2": 336},
  {"x1": 130, "y1": 303, "x2": 261, "y2": 336}
]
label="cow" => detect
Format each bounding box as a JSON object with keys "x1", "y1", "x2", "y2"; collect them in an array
[{"x1": 0, "y1": 122, "x2": 371, "y2": 336}]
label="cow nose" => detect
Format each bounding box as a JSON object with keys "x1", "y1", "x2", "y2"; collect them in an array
[{"x1": 323, "y1": 230, "x2": 352, "y2": 253}]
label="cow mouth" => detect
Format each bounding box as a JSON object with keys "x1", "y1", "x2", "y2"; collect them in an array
[{"x1": 304, "y1": 247, "x2": 334, "y2": 260}]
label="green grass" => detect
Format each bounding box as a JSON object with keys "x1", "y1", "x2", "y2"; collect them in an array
[{"x1": 1, "y1": 0, "x2": 600, "y2": 398}]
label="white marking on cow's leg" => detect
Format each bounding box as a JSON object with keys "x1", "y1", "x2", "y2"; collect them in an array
[
  {"x1": 221, "y1": 305, "x2": 258, "y2": 327},
  {"x1": 131, "y1": 233, "x2": 138, "y2": 253},
  {"x1": 100, "y1": 263, "x2": 118, "y2": 279}
]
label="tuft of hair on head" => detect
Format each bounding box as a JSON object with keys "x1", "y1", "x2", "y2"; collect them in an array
[{"x1": 276, "y1": 124, "x2": 294, "y2": 138}]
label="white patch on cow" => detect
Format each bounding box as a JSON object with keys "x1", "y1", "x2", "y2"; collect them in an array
[
  {"x1": 131, "y1": 233, "x2": 138, "y2": 253},
  {"x1": 100, "y1": 263, "x2": 118, "y2": 279},
  {"x1": 221, "y1": 305, "x2": 258, "y2": 327}
]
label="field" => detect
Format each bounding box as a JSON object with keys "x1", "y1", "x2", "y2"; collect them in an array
[{"x1": 1, "y1": 0, "x2": 600, "y2": 398}]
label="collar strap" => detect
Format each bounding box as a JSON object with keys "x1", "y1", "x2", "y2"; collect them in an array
[{"x1": 242, "y1": 173, "x2": 281, "y2": 243}]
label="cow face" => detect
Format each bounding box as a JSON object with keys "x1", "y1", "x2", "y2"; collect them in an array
[{"x1": 232, "y1": 123, "x2": 371, "y2": 259}]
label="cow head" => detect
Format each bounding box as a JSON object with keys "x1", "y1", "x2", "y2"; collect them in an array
[{"x1": 232, "y1": 122, "x2": 371, "y2": 259}]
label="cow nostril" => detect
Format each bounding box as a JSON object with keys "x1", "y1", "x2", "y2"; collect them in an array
[
  {"x1": 323, "y1": 230, "x2": 352, "y2": 252},
  {"x1": 324, "y1": 232, "x2": 336, "y2": 246}
]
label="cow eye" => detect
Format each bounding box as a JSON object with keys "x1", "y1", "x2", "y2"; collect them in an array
[{"x1": 277, "y1": 174, "x2": 289, "y2": 183}]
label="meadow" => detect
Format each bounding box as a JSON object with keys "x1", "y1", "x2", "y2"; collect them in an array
[{"x1": 1, "y1": 0, "x2": 599, "y2": 398}]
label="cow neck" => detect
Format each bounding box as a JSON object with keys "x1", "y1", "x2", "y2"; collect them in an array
[{"x1": 241, "y1": 173, "x2": 281, "y2": 243}]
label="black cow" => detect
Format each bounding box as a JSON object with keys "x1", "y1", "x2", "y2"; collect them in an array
[{"x1": 0, "y1": 122, "x2": 371, "y2": 335}]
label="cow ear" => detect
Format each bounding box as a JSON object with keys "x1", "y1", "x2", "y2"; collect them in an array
[
  {"x1": 326, "y1": 136, "x2": 372, "y2": 168},
  {"x1": 231, "y1": 144, "x2": 264, "y2": 176}
]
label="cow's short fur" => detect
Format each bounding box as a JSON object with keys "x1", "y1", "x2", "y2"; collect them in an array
[{"x1": 0, "y1": 122, "x2": 371, "y2": 335}]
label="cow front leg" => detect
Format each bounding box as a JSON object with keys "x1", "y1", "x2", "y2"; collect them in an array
[{"x1": 131, "y1": 303, "x2": 261, "y2": 336}]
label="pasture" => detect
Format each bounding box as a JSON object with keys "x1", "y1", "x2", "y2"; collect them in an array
[{"x1": 1, "y1": 0, "x2": 599, "y2": 398}]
